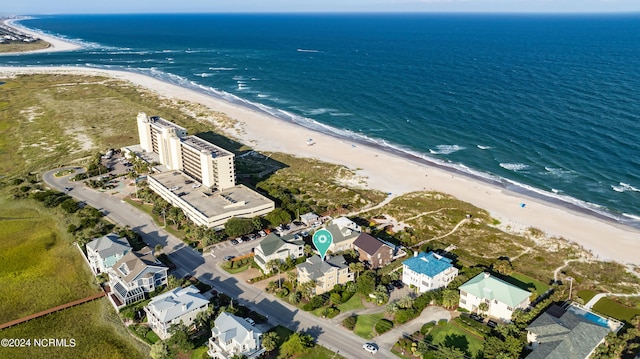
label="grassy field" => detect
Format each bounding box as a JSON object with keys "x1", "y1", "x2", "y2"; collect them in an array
[
  {"x1": 0, "y1": 298, "x2": 150, "y2": 359},
  {"x1": 508, "y1": 272, "x2": 550, "y2": 297},
  {"x1": 0, "y1": 40, "x2": 50, "y2": 53},
  {"x1": 353, "y1": 313, "x2": 385, "y2": 339},
  {"x1": 592, "y1": 297, "x2": 640, "y2": 324},
  {"x1": 337, "y1": 293, "x2": 366, "y2": 312},
  {"x1": 428, "y1": 321, "x2": 485, "y2": 358},
  {"x1": 0, "y1": 198, "x2": 100, "y2": 323}
]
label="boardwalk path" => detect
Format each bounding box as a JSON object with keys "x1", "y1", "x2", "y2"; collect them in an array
[{"x1": 0, "y1": 292, "x2": 106, "y2": 330}]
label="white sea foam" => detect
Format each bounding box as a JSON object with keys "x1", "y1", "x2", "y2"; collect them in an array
[
  {"x1": 330, "y1": 112, "x2": 353, "y2": 117},
  {"x1": 623, "y1": 213, "x2": 640, "y2": 221},
  {"x1": 612, "y1": 182, "x2": 640, "y2": 193},
  {"x1": 477, "y1": 145, "x2": 492, "y2": 150},
  {"x1": 500, "y1": 163, "x2": 530, "y2": 172},
  {"x1": 194, "y1": 73, "x2": 214, "y2": 77},
  {"x1": 257, "y1": 93, "x2": 269, "y2": 98},
  {"x1": 429, "y1": 145, "x2": 465, "y2": 155},
  {"x1": 297, "y1": 49, "x2": 320, "y2": 53},
  {"x1": 209, "y1": 67, "x2": 236, "y2": 71}
]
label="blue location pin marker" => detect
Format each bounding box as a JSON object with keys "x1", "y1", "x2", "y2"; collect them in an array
[{"x1": 312, "y1": 229, "x2": 333, "y2": 261}]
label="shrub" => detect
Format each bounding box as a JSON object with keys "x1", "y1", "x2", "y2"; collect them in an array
[
  {"x1": 341, "y1": 291, "x2": 355, "y2": 302},
  {"x1": 395, "y1": 308, "x2": 418, "y2": 324},
  {"x1": 302, "y1": 302, "x2": 314, "y2": 311},
  {"x1": 330, "y1": 292, "x2": 342, "y2": 304},
  {"x1": 437, "y1": 319, "x2": 448, "y2": 326},
  {"x1": 420, "y1": 322, "x2": 435, "y2": 335},
  {"x1": 310, "y1": 295, "x2": 328, "y2": 309},
  {"x1": 343, "y1": 315, "x2": 357, "y2": 330},
  {"x1": 375, "y1": 319, "x2": 394, "y2": 334},
  {"x1": 322, "y1": 306, "x2": 340, "y2": 318}
]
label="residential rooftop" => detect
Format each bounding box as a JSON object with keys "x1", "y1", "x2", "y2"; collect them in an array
[
  {"x1": 297, "y1": 255, "x2": 348, "y2": 280},
  {"x1": 146, "y1": 285, "x2": 208, "y2": 323},
  {"x1": 147, "y1": 115, "x2": 187, "y2": 132},
  {"x1": 459, "y1": 272, "x2": 531, "y2": 308},
  {"x1": 403, "y1": 251, "x2": 454, "y2": 277},
  {"x1": 182, "y1": 135, "x2": 233, "y2": 158}
]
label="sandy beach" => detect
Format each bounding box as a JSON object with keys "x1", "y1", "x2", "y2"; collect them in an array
[
  {"x1": 1, "y1": 64, "x2": 639, "y2": 266},
  {"x1": 1, "y1": 18, "x2": 81, "y2": 53}
]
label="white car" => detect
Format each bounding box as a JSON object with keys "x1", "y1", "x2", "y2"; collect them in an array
[
  {"x1": 363, "y1": 343, "x2": 378, "y2": 354},
  {"x1": 245, "y1": 317, "x2": 255, "y2": 326}
]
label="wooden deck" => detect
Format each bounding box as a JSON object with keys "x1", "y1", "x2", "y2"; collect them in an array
[{"x1": 0, "y1": 291, "x2": 106, "y2": 330}]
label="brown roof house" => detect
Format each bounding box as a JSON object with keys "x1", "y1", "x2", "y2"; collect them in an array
[{"x1": 352, "y1": 233, "x2": 406, "y2": 269}]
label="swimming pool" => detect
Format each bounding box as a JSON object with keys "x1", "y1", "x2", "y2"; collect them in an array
[{"x1": 568, "y1": 306, "x2": 609, "y2": 328}]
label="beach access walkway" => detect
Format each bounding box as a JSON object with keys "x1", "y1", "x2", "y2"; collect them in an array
[{"x1": 0, "y1": 292, "x2": 106, "y2": 330}]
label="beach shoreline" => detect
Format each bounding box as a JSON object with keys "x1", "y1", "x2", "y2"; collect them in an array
[
  {"x1": 1, "y1": 65, "x2": 639, "y2": 265},
  {"x1": 1, "y1": 17, "x2": 81, "y2": 54}
]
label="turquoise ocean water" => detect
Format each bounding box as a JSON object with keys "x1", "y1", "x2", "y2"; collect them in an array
[{"x1": 4, "y1": 14, "x2": 640, "y2": 227}]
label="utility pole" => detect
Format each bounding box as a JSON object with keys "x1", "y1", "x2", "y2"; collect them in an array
[{"x1": 567, "y1": 276, "x2": 574, "y2": 301}]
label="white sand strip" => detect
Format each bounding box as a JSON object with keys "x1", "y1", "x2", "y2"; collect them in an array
[
  {"x1": 2, "y1": 18, "x2": 81, "y2": 53},
  {"x1": 1, "y1": 65, "x2": 639, "y2": 265}
]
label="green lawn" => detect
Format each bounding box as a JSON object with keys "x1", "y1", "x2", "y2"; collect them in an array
[
  {"x1": 354, "y1": 313, "x2": 385, "y2": 339},
  {"x1": 428, "y1": 321, "x2": 485, "y2": 358},
  {"x1": 508, "y1": 272, "x2": 550, "y2": 297},
  {"x1": 267, "y1": 325, "x2": 345, "y2": 359},
  {"x1": 593, "y1": 297, "x2": 640, "y2": 323},
  {"x1": 0, "y1": 199, "x2": 100, "y2": 323},
  {"x1": 0, "y1": 298, "x2": 149, "y2": 359},
  {"x1": 190, "y1": 346, "x2": 209, "y2": 359},
  {"x1": 337, "y1": 293, "x2": 366, "y2": 312},
  {"x1": 577, "y1": 289, "x2": 599, "y2": 303}
]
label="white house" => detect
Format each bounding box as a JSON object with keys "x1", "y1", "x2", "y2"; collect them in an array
[
  {"x1": 208, "y1": 312, "x2": 265, "y2": 359},
  {"x1": 253, "y1": 233, "x2": 304, "y2": 273},
  {"x1": 458, "y1": 272, "x2": 531, "y2": 322},
  {"x1": 296, "y1": 255, "x2": 354, "y2": 295},
  {"x1": 107, "y1": 248, "x2": 168, "y2": 307},
  {"x1": 144, "y1": 285, "x2": 209, "y2": 340},
  {"x1": 323, "y1": 216, "x2": 361, "y2": 252},
  {"x1": 86, "y1": 233, "x2": 132, "y2": 275},
  {"x1": 402, "y1": 252, "x2": 458, "y2": 293}
]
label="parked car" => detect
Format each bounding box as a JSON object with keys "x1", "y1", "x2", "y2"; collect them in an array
[
  {"x1": 362, "y1": 343, "x2": 378, "y2": 354},
  {"x1": 231, "y1": 239, "x2": 239, "y2": 245},
  {"x1": 245, "y1": 317, "x2": 255, "y2": 326},
  {"x1": 224, "y1": 256, "x2": 235, "y2": 261},
  {"x1": 470, "y1": 314, "x2": 484, "y2": 322},
  {"x1": 487, "y1": 320, "x2": 498, "y2": 328}
]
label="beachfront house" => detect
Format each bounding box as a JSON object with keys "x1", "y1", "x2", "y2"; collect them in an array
[
  {"x1": 526, "y1": 303, "x2": 618, "y2": 359},
  {"x1": 144, "y1": 285, "x2": 209, "y2": 340},
  {"x1": 253, "y1": 233, "x2": 305, "y2": 273},
  {"x1": 208, "y1": 312, "x2": 265, "y2": 359},
  {"x1": 296, "y1": 255, "x2": 354, "y2": 295},
  {"x1": 300, "y1": 212, "x2": 320, "y2": 227},
  {"x1": 458, "y1": 272, "x2": 531, "y2": 321},
  {"x1": 353, "y1": 232, "x2": 405, "y2": 269},
  {"x1": 323, "y1": 216, "x2": 361, "y2": 253},
  {"x1": 107, "y1": 247, "x2": 168, "y2": 308},
  {"x1": 85, "y1": 233, "x2": 132, "y2": 275},
  {"x1": 402, "y1": 252, "x2": 458, "y2": 293}
]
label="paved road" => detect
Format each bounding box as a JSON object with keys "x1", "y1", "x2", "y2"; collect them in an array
[{"x1": 44, "y1": 168, "x2": 395, "y2": 359}]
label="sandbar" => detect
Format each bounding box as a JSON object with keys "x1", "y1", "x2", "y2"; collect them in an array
[{"x1": 1, "y1": 18, "x2": 81, "y2": 54}]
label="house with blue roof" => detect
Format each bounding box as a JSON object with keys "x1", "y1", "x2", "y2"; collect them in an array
[{"x1": 402, "y1": 252, "x2": 458, "y2": 293}]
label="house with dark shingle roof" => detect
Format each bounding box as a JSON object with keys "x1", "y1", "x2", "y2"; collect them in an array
[
  {"x1": 526, "y1": 304, "x2": 615, "y2": 359},
  {"x1": 86, "y1": 233, "x2": 132, "y2": 275},
  {"x1": 352, "y1": 233, "x2": 396, "y2": 269},
  {"x1": 296, "y1": 255, "x2": 353, "y2": 295},
  {"x1": 402, "y1": 251, "x2": 458, "y2": 293},
  {"x1": 107, "y1": 247, "x2": 168, "y2": 307},
  {"x1": 253, "y1": 233, "x2": 304, "y2": 273}
]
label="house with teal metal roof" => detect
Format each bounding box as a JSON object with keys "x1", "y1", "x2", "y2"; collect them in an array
[
  {"x1": 458, "y1": 272, "x2": 531, "y2": 321},
  {"x1": 402, "y1": 252, "x2": 458, "y2": 293}
]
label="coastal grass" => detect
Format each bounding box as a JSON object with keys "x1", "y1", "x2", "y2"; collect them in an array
[
  {"x1": 0, "y1": 197, "x2": 100, "y2": 323},
  {"x1": 0, "y1": 39, "x2": 50, "y2": 53},
  {"x1": 0, "y1": 298, "x2": 149, "y2": 359},
  {"x1": 354, "y1": 313, "x2": 385, "y2": 339},
  {"x1": 565, "y1": 261, "x2": 640, "y2": 294},
  {"x1": 509, "y1": 272, "x2": 550, "y2": 297},
  {"x1": 428, "y1": 321, "x2": 485, "y2": 358}
]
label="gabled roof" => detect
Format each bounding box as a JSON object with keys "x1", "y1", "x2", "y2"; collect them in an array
[
  {"x1": 86, "y1": 233, "x2": 131, "y2": 258},
  {"x1": 146, "y1": 285, "x2": 208, "y2": 323},
  {"x1": 212, "y1": 312, "x2": 261, "y2": 344},
  {"x1": 403, "y1": 252, "x2": 454, "y2": 277},
  {"x1": 325, "y1": 223, "x2": 359, "y2": 244},
  {"x1": 459, "y1": 273, "x2": 531, "y2": 307},
  {"x1": 526, "y1": 305, "x2": 611, "y2": 359},
  {"x1": 297, "y1": 255, "x2": 349, "y2": 280},
  {"x1": 353, "y1": 233, "x2": 390, "y2": 256},
  {"x1": 112, "y1": 250, "x2": 167, "y2": 283},
  {"x1": 258, "y1": 233, "x2": 303, "y2": 257}
]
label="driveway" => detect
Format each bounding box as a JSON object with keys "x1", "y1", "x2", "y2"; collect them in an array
[{"x1": 376, "y1": 306, "x2": 451, "y2": 350}]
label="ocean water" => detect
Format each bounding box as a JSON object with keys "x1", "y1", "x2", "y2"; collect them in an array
[{"x1": 5, "y1": 13, "x2": 640, "y2": 227}]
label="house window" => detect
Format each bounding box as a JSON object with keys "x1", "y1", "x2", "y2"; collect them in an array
[
  {"x1": 507, "y1": 306, "x2": 513, "y2": 311},
  {"x1": 494, "y1": 299, "x2": 498, "y2": 304},
  {"x1": 460, "y1": 299, "x2": 466, "y2": 305},
  {"x1": 484, "y1": 299, "x2": 490, "y2": 304},
  {"x1": 460, "y1": 291, "x2": 467, "y2": 297}
]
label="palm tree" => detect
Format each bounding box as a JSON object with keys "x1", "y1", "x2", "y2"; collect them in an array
[
  {"x1": 261, "y1": 332, "x2": 279, "y2": 354},
  {"x1": 287, "y1": 270, "x2": 298, "y2": 289},
  {"x1": 398, "y1": 295, "x2": 414, "y2": 309},
  {"x1": 349, "y1": 262, "x2": 365, "y2": 279},
  {"x1": 385, "y1": 302, "x2": 399, "y2": 315},
  {"x1": 266, "y1": 259, "x2": 282, "y2": 288},
  {"x1": 478, "y1": 302, "x2": 489, "y2": 316},
  {"x1": 441, "y1": 289, "x2": 459, "y2": 309},
  {"x1": 300, "y1": 280, "x2": 316, "y2": 300}
]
